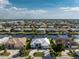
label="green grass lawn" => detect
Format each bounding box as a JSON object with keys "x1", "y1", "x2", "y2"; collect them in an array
[
  {"x1": 15, "y1": 31, "x2": 35, "y2": 34},
  {"x1": 33, "y1": 52, "x2": 44, "y2": 57}
]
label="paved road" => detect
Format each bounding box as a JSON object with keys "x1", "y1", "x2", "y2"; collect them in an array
[
  {"x1": 0, "y1": 57, "x2": 26, "y2": 59},
  {"x1": 43, "y1": 54, "x2": 55, "y2": 59},
  {"x1": 43, "y1": 50, "x2": 53, "y2": 59}
]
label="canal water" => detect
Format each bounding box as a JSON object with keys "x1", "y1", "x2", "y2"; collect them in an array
[
  {"x1": 0, "y1": 34, "x2": 78, "y2": 39},
  {"x1": 10, "y1": 34, "x2": 73, "y2": 39}
]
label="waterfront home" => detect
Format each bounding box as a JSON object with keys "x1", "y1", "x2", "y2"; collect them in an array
[
  {"x1": 71, "y1": 28, "x2": 79, "y2": 32},
  {"x1": 46, "y1": 28, "x2": 58, "y2": 34},
  {"x1": 70, "y1": 25, "x2": 79, "y2": 32},
  {"x1": 36, "y1": 28, "x2": 46, "y2": 34},
  {"x1": 4, "y1": 27, "x2": 11, "y2": 32},
  {"x1": 39, "y1": 23, "x2": 47, "y2": 28},
  {"x1": 30, "y1": 38, "x2": 50, "y2": 49},
  {"x1": 5, "y1": 37, "x2": 26, "y2": 49},
  {"x1": 0, "y1": 37, "x2": 10, "y2": 44},
  {"x1": 23, "y1": 28, "x2": 32, "y2": 32},
  {"x1": 12, "y1": 27, "x2": 22, "y2": 32},
  {"x1": 62, "y1": 35, "x2": 79, "y2": 49}
]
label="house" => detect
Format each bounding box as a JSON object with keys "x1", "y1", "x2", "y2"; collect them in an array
[
  {"x1": 23, "y1": 28, "x2": 32, "y2": 32},
  {"x1": 46, "y1": 28, "x2": 59, "y2": 34},
  {"x1": 12, "y1": 27, "x2": 22, "y2": 32},
  {"x1": 0, "y1": 25, "x2": 4, "y2": 32},
  {"x1": 4, "y1": 27, "x2": 11, "y2": 32},
  {"x1": 36, "y1": 28, "x2": 46, "y2": 34},
  {"x1": 63, "y1": 35, "x2": 79, "y2": 49},
  {"x1": 5, "y1": 37, "x2": 26, "y2": 49},
  {"x1": 73, "y1": 35, "x2": 79, "y2": 44},
  {"x1": 30, "y1": 38, "x2": 50, "y2": 49},
  {"x1": 0, "y1": 37, "x2": 10, "y2": 44},
  {"x1": 70, "y1": 25, "x2": 79, "y2": 32}
]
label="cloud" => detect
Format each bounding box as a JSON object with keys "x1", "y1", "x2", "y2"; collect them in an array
[
  {"x1": 0, "y1": 0, "x2": 10, "y2": 8},
  {"x1": 0, "y1": 0, "x2": 48, "y2": 19},
  {"x1": 60, "y1": 7, "x2": 79, "y2": 12},
  {"x1": 0, "y1": 6, "x2": 48, "y2": 19},
  {"x1": 1, "y1": 6, "x2": 79, "y2": 19},
  {"x1": 0, "y1": 0, "x2": 79, "y2": 19},
  {"x1": 0, "y1": 0, "x2": 46, "y2": 19}
]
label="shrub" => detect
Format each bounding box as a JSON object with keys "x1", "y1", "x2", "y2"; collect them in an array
[
  {"x1": 52, "y1": 44, "x2": 65, "y2": 52},
  {"x1": 19, "y1": 47, "x2": 30, "y2": 57},
  {"x1": 50, "y1": 50, "x2": 61, "y2": 57}
]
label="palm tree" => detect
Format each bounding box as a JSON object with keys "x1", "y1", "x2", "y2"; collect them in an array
[
  {"x1": 3, "y1": 48, "x2": 7, "y2": 53},
  {"x1": 19, "y1": 45, "x2": 26, "y2": 56}
]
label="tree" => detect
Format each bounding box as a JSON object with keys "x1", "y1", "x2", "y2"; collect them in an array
[
  {"x1": 52, "y1": 44, "x2": 65, "y2": 52},
  {"x1": 26, "y1": 42, "x2": 30, "y2": 50},
  {"x1": 19, "y1": 45, "x2": 30, "y2": 57},
  {"x1": 19, "y1": 46, "x2": 26, "y2": 56},
  {"x1": 25, "y1": 38, "x2": 30, "y2": 50},
  {"x1": 50, "y1": 44, "x2": 65, "y2": 57}
]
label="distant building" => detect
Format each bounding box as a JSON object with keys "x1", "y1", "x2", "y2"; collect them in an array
[{"x1": 30, "y1": 38, "x2": 50, "y2": 49}]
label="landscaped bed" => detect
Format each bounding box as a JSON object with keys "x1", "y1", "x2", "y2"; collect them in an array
[
  {"x1": 68, "y1": 49, "x2": 79, "y2": 57},
  {"x1": 15, "y1": 31, "x2": 36, "y2": 34},
  {"x1": 33, "y1": 52, "x2": 44, "y2": 57},
  {"x1": 0, "y1": 51, "x2": 10, "y2": 56},
  {"x1": 50, "y1": 51, "x2": 61, "y2": 57},
  {"x1": 19, "y1": 49, "x2": 30, "y2": 57}
]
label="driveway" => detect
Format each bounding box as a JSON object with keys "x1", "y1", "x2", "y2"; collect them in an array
[
  {"x1": 0, "y1": 50, "x2": 19, "y2": 59},
  {"x1": 8, "y1": 50, "x2": 19, "y2": 58},
  {"x1": 43, "y1": 49, "x2": 53, "y2": 59}
]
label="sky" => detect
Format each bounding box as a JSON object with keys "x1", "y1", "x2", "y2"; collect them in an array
[{"x1": 0, "y1": 0, "x2": 79, "y2": 19}]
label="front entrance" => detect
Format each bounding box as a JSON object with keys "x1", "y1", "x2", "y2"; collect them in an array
[{"x1": 35, "y1": 43, "x2": 41, "y2": 49}]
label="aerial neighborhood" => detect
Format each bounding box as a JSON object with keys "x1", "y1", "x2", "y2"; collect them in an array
[{"x1": 0, "y1": 19, "x2": 79, "y2": 59}]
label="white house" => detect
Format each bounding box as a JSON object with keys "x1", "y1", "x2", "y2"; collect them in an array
[
  {"x1": 30, "y1": 38, "x2": 50, "y2": 49},
  {"x1": 0, "y1": 37, "x2": 10, "y2": 44}
]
